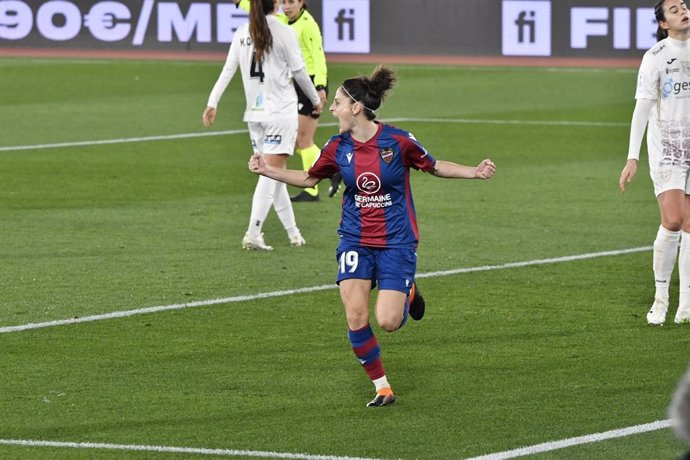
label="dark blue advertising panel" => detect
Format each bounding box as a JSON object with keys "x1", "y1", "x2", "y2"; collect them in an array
[{"x1": 0, "y1": 0, "x2": 663, "y2": 58}]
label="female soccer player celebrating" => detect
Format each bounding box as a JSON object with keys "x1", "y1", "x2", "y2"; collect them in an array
[
  {"x1": 619, "y1": 0, "x2": 690, "y2": 325},
  {"x1": 249, "y1": 66, "x2": 496, "y2": 406},
  {"x1": 203, "y1": 0, "x2": 322, "y2": 251}
]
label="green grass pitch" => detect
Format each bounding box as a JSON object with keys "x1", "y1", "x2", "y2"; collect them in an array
[{"x1": 0, "y1": 57, "x2": 689, "y2": 459}]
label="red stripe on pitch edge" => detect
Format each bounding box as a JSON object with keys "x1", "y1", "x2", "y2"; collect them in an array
[{"x1": 0, "y1": 48, "x2": 641, "y2": 68}]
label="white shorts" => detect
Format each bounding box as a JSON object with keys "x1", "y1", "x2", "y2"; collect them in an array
[
  {"x1": 649, "y1": 162, "x2": 690, "y2": 196},
  {"x1": 247, "y1": 119, "x2": 297, "y2": 155}
]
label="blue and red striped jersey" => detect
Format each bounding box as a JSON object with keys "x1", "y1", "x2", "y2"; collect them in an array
[{"x1": 309, "y1": 122, "x2": 436, "y2": 248}]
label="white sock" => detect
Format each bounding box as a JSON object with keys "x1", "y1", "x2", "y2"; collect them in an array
[
  {"x1": 679, "y1": 231, "x2": 690, "y2": 309},
  {"x1": 247, "y1": 176, "x2": 276, "y2": 237},
  {"x1": 653, "y1": 225, "x2": 681, "y2": 301},
  {"x1": 272, "y1": 181, "x2": 300, "y2": 238},
  {"x1": 372, "y1": 375, "x2": 391, "y2": 393}
]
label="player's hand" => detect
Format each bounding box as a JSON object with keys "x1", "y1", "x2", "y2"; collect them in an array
[
  {"x1": 475, "y1": 159, "x2": 496, "y2": 179},
  {"x1": 317, "y1": 89, "x2": 327, "y2": 106},
  {"x1": 312, "y1": 101, "x2": 323, "y2": 116},
  {"x1": 248, "y1": 153, "x2": 264, "y2": 174},
  {"x1": 202, "y1": 106, "x2": 216, "y2": 127},
  {"x1": 619, "y1": 159, "x2": 637, "y2": 193}
]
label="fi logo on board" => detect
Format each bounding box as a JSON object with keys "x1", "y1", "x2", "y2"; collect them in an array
[{"x1": 501, "y1": 0, "x2": 552, "y2": 56}]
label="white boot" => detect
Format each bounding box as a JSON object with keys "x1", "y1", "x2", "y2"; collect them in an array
[{"x1": 647, "y1": 298, "x2": 669, "y2": 326}]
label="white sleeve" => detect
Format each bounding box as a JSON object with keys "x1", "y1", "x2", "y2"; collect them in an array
[
  {"x1": 293, "y1": 67, "x2": 320, "y2": 106},
  {"x1": 635, "y1": 52, "x2": 658, "y2": 100},
  {"x1": 206, "y1": 40, "x2": 240, "y2": 108},
  {"x1": 627, "y1": 99, "x2": 655, "y2": 161}
]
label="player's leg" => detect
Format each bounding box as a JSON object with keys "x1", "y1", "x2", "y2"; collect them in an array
[
  {"x1": 262, "y1": 153, "x2": 304, "y2": 246},
  {"x1": 374, "y1": 247, "x2": 423, "y2": 331},
  {"x1": 291, "y1": 116, "x2": 320, "y2": 201},
  {"x1": 366, "y1": 286, "x2": 411, "y2": 408},
  {"x1": 291, "y1": 84, "x2": 321, "y2": 202},
  {"x1": 374, "y1": 289, "x2": 408, "y2": 332},
  {"x1": 243, "y1": 123, "x2": 274, "y2": 250},
  {"x1": 262, "y1": 120, "x2": 305, "y2": 246},
  {"x1": 649, "y1": 187, "x2": 684, "y2": 324},
  {"x1": 273, "y1": 181, "x2": 306, "y2": 246},
  {"x1": 338, "y1": 246, "x2": 394, "y2": 406},
  {"x1": 374, "y1": 284, "x2": 425, "y2": 329},
  {"x1": 342, "y1": 280, "x2": 396, "y2": 407},
  {"x1": 677, "y1": 188, "x2": 690, "y2": 324}
]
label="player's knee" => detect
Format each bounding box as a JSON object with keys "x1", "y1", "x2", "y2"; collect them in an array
[
  {"x1": 376, "y1": 314, "x2": 401, "y2": 332},
  {"x1": 345, "y1": 309, "x2": 369, "y2": 330},
  {"x1": 664, "y1": 219, "x2": 683, "y2": 232}
]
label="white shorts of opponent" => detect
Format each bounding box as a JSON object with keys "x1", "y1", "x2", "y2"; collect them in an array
[
  {"x1": 248, "y1": 118, "x2": 297, "y2": 156},
  {"x1": 650, "y1": 161, "x2": 690, "y2": 197}
]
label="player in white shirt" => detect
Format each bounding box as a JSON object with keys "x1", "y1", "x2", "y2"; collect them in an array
[
  {"x1": 619, "y1": 0, "x2": 690, "y2": 325},
  {"x1": 202, "y1": 0, "x2": 322, "y2": 251}
]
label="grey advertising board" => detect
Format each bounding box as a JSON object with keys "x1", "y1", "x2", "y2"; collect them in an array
[{"x1": 0, "y1": 0, "x2": 658, "y2": 58}]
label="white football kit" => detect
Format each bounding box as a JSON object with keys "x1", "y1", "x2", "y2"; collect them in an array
[
  {"x1": 208, "y1": 15, "x2": 305, "y2": 122},
  {"x1": 205, "y1": 14, "x2": 318, "y2": 250},
  {"x1": 636, "y1": 37, "x2": 690, "y2": 195}
]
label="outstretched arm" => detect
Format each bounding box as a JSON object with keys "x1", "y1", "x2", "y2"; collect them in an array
[
  {"x1": 248, "y1": 153, "x2": 321, "y2": 188},
  {"x1": 431, "y1": 159, "x2": 496, "y2": 179}
]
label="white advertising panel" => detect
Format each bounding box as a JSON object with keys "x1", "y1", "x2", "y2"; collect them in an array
[
  {"x1": 502, "y1": 0, "x2": 552, "y2": 56},
  {"x1": 322, "y1": 0, "x2": 370, "y2": 54}
]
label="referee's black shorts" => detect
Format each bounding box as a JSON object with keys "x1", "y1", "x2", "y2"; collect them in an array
[{"x1": 294, "y1": 76, "x2": 328, "y2": 119}]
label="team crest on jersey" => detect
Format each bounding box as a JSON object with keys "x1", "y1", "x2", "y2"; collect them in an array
[
  {"x1": 683, "y1": 61, "x2": 690, "y2": 77},
  {"x1": 380, "y1": 148, "x2": 394, "y2": 164}
]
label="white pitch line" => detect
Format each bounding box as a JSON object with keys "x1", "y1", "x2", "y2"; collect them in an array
[
  {"x1": 416, "y1": 246, "x2": 652, "y2": 279},
  {"x1": 0, "y1": 129, "x2": 249, "y2": 152},
  {"x1": 0, "y1": 284, "x2": 336, "y2": 334},
  {"x1": 0, "y1": 117, "x2": 625, "y2": 152},
  {"x1": 0, "y1": 121, "x2": 343, "y2": 152},
  {"x1": 463, "y1": 419, "x2": 672, "y2": 460},
  {"x1": 0, "y1": 439, "x2": 382, "y2": 460},
  {"x1": 394, "y1": 117, "x2": 628, "y2": 127},
  {"x1": 0, "y1": 246, "x2": 652, "y2": 335},
  {"x1": 0, "y1": 420, "x2": 674, "y2": 460}
]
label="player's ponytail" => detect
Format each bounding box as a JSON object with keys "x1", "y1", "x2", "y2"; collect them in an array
[
  {"x1": 341, "y1": 65, "x2": 397, "y2": 121},
  {"x1": 654, "y1": 0, "x2": 669, "y2": 42},
  {"x1": 366, "y1": 66, "x2": 396, "y2": 101},
  {"x1": 249, "y1": 0, "x2": 275, "y2": 62}
]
